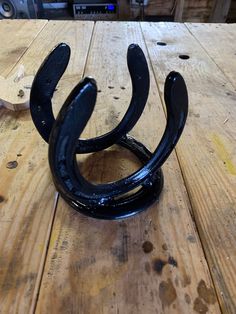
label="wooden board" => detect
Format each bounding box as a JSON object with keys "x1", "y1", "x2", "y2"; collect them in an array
[
  {"x1": 174, "y1": 0, "x2": 185, "y2": 21},
  {"x1": 0, "y1": 20, "x2": 47, "y2": 77},
  {"x1": 141, "y1": 21, "x2": 236, "y2": 313},
  {"x1": 36, "y1": 21, "x2": 220, "y2": 314},
  {"x1": 183, "y1": 0, "x2": 214, "y2": 22},
  {"x1": 209, "y1": 0, "x2": 232, "y2": 22},
  {"x1": 186, "y1": 23, "x2": 236, "y2": 89},
  {"x1": 0, "y1": 20, "x2": 94, "y2": 313}
]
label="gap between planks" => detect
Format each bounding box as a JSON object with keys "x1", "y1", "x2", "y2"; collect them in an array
[{"x1": 138, "y1": 21, "x2": 223, "y2": 312}]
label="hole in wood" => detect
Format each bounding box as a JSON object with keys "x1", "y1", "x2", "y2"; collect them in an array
[
  {"x1": 157, "y1": 42, "x2": 167, "y2": 46},
  {"x1": 179, "y1": 55, "x2": 190, "y2": 60}
]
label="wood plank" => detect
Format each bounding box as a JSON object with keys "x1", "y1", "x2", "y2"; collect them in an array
[
  {"x1": 186, "y1": 23, "x2": 236, "y2": 89},
  {"x1": 0, "y1": 20, "x2": 94, "y2": 313},
  {"x1": 209, "y1": 0, "x2": 232, "y2": 22},
  {"x1": 118, "y1": 0, "x2": 131, "y2": 20},
  {"x1": 141, "y1": 22, "x2": 236, "y2": 313},
  {"x1": 0, "y1": 20, "x2": 47, "y2": 77},
  {"x1": 174, "y1": 0, "x2": 185, "y2": 22},
  {"x1": 36, "y1": 21, "x2": 220, "y2": 314}
]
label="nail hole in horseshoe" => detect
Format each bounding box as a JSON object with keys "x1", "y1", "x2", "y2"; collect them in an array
[
  {"x1": 179, "y1": 55, "x2": 190, "y2": 60},
  {"x1": 46, "y1": 79, "x2": 52, "y2": 85},
  {"x1": 157, "y1": 42, "x2": 167, "y2": 46}
]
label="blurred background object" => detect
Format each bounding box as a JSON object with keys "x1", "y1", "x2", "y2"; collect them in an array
[{"x1": 0, "y1": 0, "x2": 235, "y2": 22}]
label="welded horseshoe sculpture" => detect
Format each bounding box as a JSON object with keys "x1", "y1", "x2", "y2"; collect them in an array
[{"x1": 30, "y1": 43, "x2": 188, "y2": 220}]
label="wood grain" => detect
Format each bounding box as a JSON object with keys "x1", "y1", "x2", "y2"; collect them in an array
[
  {"x1": 141, "y1": 21, "x2": 236, "y2": 313},
  {"x1": 36, "y1": 21, "x2": 220, "y2": 314},
  {"x1": 209, "y1": 0, "x2": 232, "y2": 22},
  {"x1": 0, "y1": 20, "x2": 94, "y2": 313},
  {"x1": 0, "y1": 20, "x2": 47, "y2": 77},
  {"x1": 186, "y1": 23, "x2": 236, "y2": 89},
  {"x1": 183, "y1": 0, "x2": 215, "y2": 22},
  {"x1": 174, "y1": 0, "x2": 185, "y2": 21}
]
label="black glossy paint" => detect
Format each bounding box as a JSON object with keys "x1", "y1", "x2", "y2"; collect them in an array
[{"x1": 30, "y1": 43, "x2": 188, "y2": 220}]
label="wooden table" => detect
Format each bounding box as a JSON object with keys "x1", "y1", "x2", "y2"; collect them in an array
[{"x1": 0, "y1": 20, "x2": 235, "y2": 314}]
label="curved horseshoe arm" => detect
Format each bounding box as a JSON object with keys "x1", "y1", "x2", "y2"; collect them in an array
[
  {"x1": 49, "y1": 71, "x2": 188, "y2": 202},
  {"x1": 30, "y1": 43, "x2": 150, "y2": 153},
  {"x1": 30, "y1": 43, "x2": 71, "y2": 142},
  {"x1": 77, "y1": 43, "x2": 150, "y2": 153}
]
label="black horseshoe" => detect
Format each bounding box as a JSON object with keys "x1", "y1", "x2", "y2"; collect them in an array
[
  {"x1": 30, "y1": 43, "x2": 188, "y2": 219},
  {"x1": 30, "y1": 43, "x2": 150, "y2": 153}
]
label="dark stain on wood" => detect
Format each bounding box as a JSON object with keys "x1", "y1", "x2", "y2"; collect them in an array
[
  {"x1": 17, "y1": 89, "x2": 25, "y2": 98},
  {"x1": 182, "y1": 274, "x2": 191, "y2": 287},
  {"x1": 0, "y1": 195, "x2": 5, "y2": 203},
  {"x1": 70, "y1": 256, "x2": 96, "y2": 273},
  {"x1": 12, "y1": 123, "x2": 20, "y2": 130},
  {"x1": 162, "y1": 243, "x2": 168, "y2": 251},
  {"x1": 6, "y1": 160, "x2": 18, "y2": 169},
  {"x1": 142, "y1": 241, "x2": 154, "y2": 253},
  {"x1": 168, "y1": 256, "x2": 178, "y2": 267},
  {"x1": 10, "y1": 47, "x2": 27, "y2": 56},
  {"x1": 197, "y1": 279, "x2": 217, "y2": 304},
  {"x1": 153, "y1": 256, "x2": 178, "y2": 274},
  {"x1": 159, "y1": 279, "x2": 177, "y2": 308},
  {"x1": 15, "y1": 272, "x2": 37, "y2": 288},
  {"x1": 60, "y1": 240, "x2": 68, "y2": 251},
  {"x1": 185, "y1": 293, "x2": 191, "y2": 304},
  {"x1": 193, "y1": 297, "x2": 208, "y2": 314},
  {"x1": 187, "y1": 234, "x2": 196, "y2": 243},
  {"x1": 111, "y1": 222, "x2": 129, "y2": 263},
  {"x1": 153, "y1": 258, "x2": 167, "y2": 274}
]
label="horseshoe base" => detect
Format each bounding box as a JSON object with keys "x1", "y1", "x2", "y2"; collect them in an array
[{"x1": 30, "y1": 43, "x2": 188, "y2": 220}]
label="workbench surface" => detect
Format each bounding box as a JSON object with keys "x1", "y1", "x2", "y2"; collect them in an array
[{"x1": 0, "y1": 20, "x2": 236, "y2": 314}]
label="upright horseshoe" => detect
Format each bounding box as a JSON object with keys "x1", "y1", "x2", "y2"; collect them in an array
[
  {"x1": 30, "y1": 43, "x2": 188, "y2": 219},
  {"x1": 30, "y1": 43, "x2": 150, "y2": 153}
]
